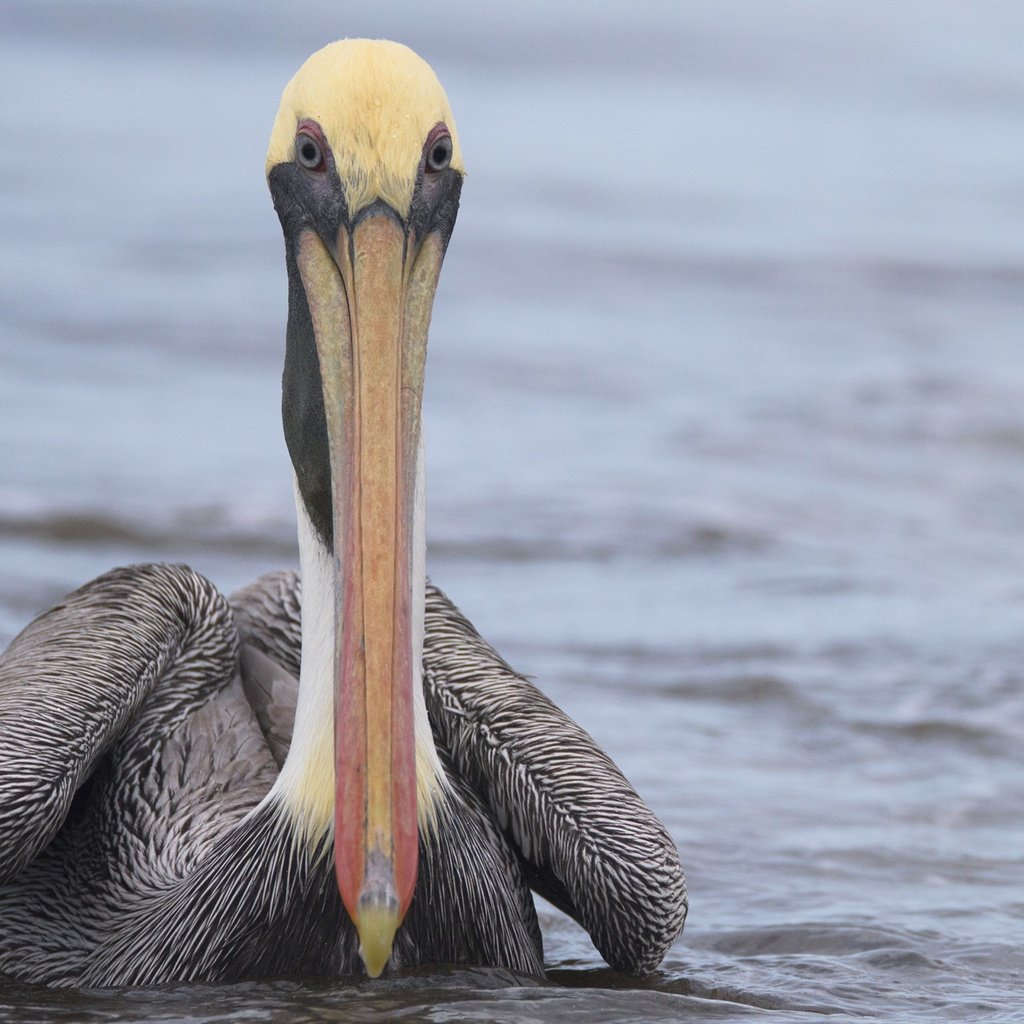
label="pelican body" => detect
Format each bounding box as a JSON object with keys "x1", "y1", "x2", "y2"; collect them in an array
[{"x1": 0, "y1": 40, "x2": 686, "y2": 986}]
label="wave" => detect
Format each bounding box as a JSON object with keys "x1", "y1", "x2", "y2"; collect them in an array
[{"x1": 0, "y1": 507, "x2": 296, "y2": 558}]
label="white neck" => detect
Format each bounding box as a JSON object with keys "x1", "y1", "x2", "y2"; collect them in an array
[{"x1": 271, "y1": 442, "x2": 447, "y2": 841}]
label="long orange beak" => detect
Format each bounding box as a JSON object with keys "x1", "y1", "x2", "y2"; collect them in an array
[{"x1": 294, "y1": 210, "x2": 445, "y2": 976}]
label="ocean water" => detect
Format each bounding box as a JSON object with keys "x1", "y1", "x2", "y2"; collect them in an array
[{"x1": 1, "y1": 1, "x2": 1023, "y2": 1020}]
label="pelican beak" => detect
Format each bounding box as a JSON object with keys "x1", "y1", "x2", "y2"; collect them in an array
[{"x1": 294, "y1": 207, "x2": 445, "y2": 976}]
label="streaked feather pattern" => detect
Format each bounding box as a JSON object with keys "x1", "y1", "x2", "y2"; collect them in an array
[
  {"x1": 0, "y1": 563, "x2": 685, "y2": 986},
  {"x1": 420, "y1": 586, "x2": 688, "y2": 975}
]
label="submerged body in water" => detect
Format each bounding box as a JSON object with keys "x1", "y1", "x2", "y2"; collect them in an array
[{"x1": 0, "y1": 566, "x2": 683, "y2": 985}]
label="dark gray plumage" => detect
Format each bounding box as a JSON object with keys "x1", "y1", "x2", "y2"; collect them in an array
[{"x1": 0, "y1": 563, "x2": 686, "y2": 986}]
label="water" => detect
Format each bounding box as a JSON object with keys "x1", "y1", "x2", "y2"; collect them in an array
[{"x1": 2, "y1": 1, "x2": 1023, "y2": 1020}]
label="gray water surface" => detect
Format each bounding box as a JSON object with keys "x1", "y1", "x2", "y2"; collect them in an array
[{"x1": 2, "y1": 2, "x2": 1023, "y2": 1021}]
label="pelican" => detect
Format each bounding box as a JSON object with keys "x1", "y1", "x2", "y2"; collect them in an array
[{"x1": 0, "y1": 40, "x2": 686, "y2": 987}]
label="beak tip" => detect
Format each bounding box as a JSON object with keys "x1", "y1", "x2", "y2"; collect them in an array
[{"x1": 354, "y1": 901, "x2": 402, "y2": 978}]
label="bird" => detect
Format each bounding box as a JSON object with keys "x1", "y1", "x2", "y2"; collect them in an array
[{"x1": 0, "y1": 39, "x2": 686, "y2": 987}]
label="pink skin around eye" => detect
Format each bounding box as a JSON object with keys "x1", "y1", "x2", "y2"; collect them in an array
[
  {"x1": 424, "y1": 122, "x2": 450, "y2": 154},
  {"x1": 295, "y1": 120, "x2": 329, "y2": 170}
]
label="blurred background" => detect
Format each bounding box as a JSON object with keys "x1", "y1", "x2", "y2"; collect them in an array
[{"x1": 1, "y1": 2, "x2": 1022, "y2": 1020}]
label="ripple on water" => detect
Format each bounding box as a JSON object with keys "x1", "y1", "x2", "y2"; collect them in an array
[
  {"x1": 656, "y1": 672, "x2": 813, "y2": 710},
  {"x1": 0, "y1": 971, "x2": 780, "y2": 1024},
  {"x1": 851, "y1": 717, "x2": 1018, "y2": 759},
  {"x1": 673, "y1": 921, "x2": 1024, "y2": 1023}
]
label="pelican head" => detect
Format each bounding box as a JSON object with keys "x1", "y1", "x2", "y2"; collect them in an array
[{"x1": 264, "y1": 40, "x2": 463, "y2": 977}]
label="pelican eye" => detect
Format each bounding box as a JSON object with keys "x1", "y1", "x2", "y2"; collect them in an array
[
  {"x1": 426, "y1": 135, "x2": 453, "y2": 173},
  {"x1": 296, "y1": 133, "x2": 324, "y2": 171}
]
